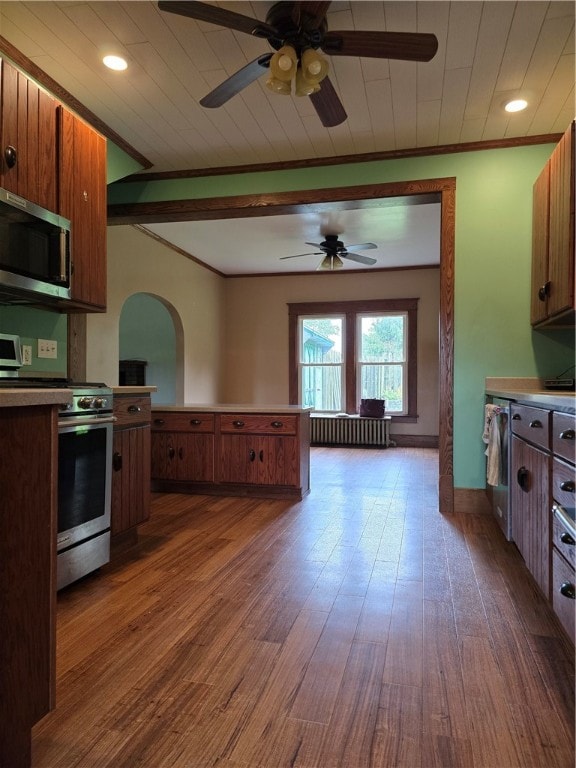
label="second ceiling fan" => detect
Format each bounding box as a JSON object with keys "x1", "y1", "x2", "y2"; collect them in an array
[{"x1": 158, "y1": 1, "x2": 439, "y2": 127}]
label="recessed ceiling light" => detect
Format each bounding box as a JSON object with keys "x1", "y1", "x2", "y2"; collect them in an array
[
  {"x1": 103, "y1": 54, "x2": 128, "y2": 71},
  {"x1": 504, "y1": 98, "x2": 528, "y2": 113}
]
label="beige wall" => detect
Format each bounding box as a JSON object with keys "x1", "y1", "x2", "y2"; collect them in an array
[
  {"x1": 86, "y1": 226, "x2": 225, "y2": 403},
  {"x1": 223, "y1": 268, "x2": 440, "y2": 437}
]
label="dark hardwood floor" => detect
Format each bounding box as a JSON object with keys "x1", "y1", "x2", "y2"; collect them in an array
[{"x1": 32, "y1": 447, "x2": 574, "y2": 767}]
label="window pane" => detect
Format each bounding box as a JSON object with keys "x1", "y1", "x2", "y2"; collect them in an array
[
  {"x1": 301, "y1": 318, "x2": 342, "y2": 363},
  {"x1": 360, "y1": 364, "x2": 403, "y2": 412},
  {"x1": 301, "y1": 365, "x2": 342, "y2": 410},
  {"x1": 360, "y1": 315, "x2": 405, "y2": 362}
]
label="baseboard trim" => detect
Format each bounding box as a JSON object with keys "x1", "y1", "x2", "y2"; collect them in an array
[
  {"x1": 391, "y1": 434, "x2": 439, "y2": 448},
  {"x1": 453, "y1": 488, "x2": 492, "y2": 514}
]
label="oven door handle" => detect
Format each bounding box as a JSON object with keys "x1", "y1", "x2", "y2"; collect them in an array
[{"x1": 58, "y1": 415, "x2": 116, "y2": 428}]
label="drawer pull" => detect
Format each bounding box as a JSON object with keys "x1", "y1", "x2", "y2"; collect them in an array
[
  {"x1": 529, "y1": 419, "x2": 542, "y2": 429},
  {"x1": 271, "y1": 420, "x2": 284, "y2": 428},
  {"x1": 154, "y1": 418, "x2": 165, "y2": 426},
  {"x1": 112, "y1": 451, "x2": 122, "y2": 471},
  {"x1": 559, "y1": 429, "x2": 575, "y2": 440},
  {"x1": 259, "y1": 449, "x2": 264, "y2": 462},
  {"x1": 190, "y1": 419, "x2": 202, "y2": 425},
  {"x1": 233, "y1": 420, "x2": 245, "y2": 428},
  {"x1": 517, "y1": 466, "x2": 529, "y2": 491},
  {"x1": 512, "y1": 413, "x2": 521, "y2": 420},
  {"x1": 538, "y1": 281, "x2": 551, "y2": 301},
  {"x1": 127, "y1": 405, "x2": 141, "y2": 413},
  {"x1": 559, "y1": 582, "x2": 576, "y2": 600},
  {"x1": 560, "y1": 532, "x2": 575, "y2": 546},
  {"x1": 559, "y1": 481, "x2": 575, "y2": 493}
]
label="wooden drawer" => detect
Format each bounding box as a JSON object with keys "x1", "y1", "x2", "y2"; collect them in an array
[
  {"x1": 552, "y1": 457, "x2": 576, "y2": 509},
  {"x1": 510, "y1": 403, "x2": 550, "y2": 450},
  {"x1": 114, "y1": 396, "x2": 151, "y2": 427},
  {"x1": 151, "y1": 411, "x2": 215, "y2": 433},
  {"x1": 551, "y1": 548, "x2": 575, "y2": 643},
  {"x1": 552, "y1": 504, "x2": 576, "y2": 568},
  {"x1": 219, "y1": 413, "x2": 297, "y2": 435},
  {"x1": 552, "y1": 412, "x2": 576, "y2": 464}
]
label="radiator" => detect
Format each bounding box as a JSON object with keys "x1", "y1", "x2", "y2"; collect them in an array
[{"x1": 310, "y1": 416, "x2": 391, "y2": 447}]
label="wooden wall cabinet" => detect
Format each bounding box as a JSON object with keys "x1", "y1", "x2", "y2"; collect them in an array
[
  {"x1": 58, "y1": 107, "x2": 107, "y2": 311},
  {"x1": 531, "y1": 121, "x2": 575, "y2": 327},
  {"x1": 510, "y1": 403, "x2": 552, "y2": 597},
  {"x1": 111, "y1": 394, "x2": 151, "y2": 542},
  {"x1": 151, "y1": 409, "x2": 310, "y2": 500},
  {"x1": 0, "y1": 58, "x2": 57, "y2": 212}
]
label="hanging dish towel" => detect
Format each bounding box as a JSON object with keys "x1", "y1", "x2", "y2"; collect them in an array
[{"x1": 483, "y1": 404, "x2": 501, "y2": 486}]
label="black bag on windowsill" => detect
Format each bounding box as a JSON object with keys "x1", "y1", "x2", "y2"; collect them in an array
[{"x1": 359, "y1": 399, "x2": 385, "y2": 418}]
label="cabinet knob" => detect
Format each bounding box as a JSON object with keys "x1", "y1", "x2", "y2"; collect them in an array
[
  {"x1": 127, "y1": 405, "x2": 141, "y2": 413},
  {"x1": 249, "y1": 449, "x2": 256, "y2": 462},
  {"x1": 559, "y1": 481, "x2": 575, "y2": 493},
  {"x1": 112, "y1": 451, "x2": 122, "y2": 471},
  {"x1": 190, "y1": 419, "x2": 202, "y2": 425},
  {"x1": 271, "y1": 421, "x2": 284, "y2": 429},
  {"x1": 529, "y1": 420, "x2": 542, "y2": 429},
  {"x1": 538, "y1": 281, "x2": 551, "y2": 301},
  {"x1": 4, "y1": 145, "x2": 16, "y2": 168},
  {"x1": 559, "y1": 581, "x2": 576, "y2": 600},
  {"x1": 154, "y1": 418, "x2": 165, "y2": 426},
  {"x1": 560, "y1": 532, "x2": 575, "y2": 546},
  {"x1": 559, "y1": 429, "x2": 575, "y2": 440},
  {"x1": 233, "y1": 420, "x2": 245, "y2": 428}
]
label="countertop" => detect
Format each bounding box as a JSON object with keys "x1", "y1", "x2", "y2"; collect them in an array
[
  {"x1": 151, "y1": 404, "x2": 313, "y2": 414},
  {"x1": 112, "y1": 386, "x2": 157, "y2": 395},
  {"x1": 486, "y1": 377, "x2": 576, "y2": 414},
  {"x1": 0, "y1": 388, "x2": 72, "y2": 408}
]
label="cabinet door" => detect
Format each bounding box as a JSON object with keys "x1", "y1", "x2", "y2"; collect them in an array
[
  {"x1": 112, "y1": 425, "x2": 151, "y2": 534},
  {"x1": 220, "y1": 434, "x2": 299, "y2": 486},
  {"x1": 548, "y1": 122, "x2": 574, "y2": 319},
  {"x1": 58, "y1": 107, "x2": 107, "y2": 309},
  {"x1": 531, "y1": 162, "x2": 550, "y2": 325},
  {"x1": 177, "y1": 433, "x2": 214, "y2": 482},
  {"x1": 151, "y1": 431, "x2": 179, "y2": 481},
  {"x1": 511, "y1": 435, "x2": 550, "y2": 597},
  {"x1": 0, "y1": 59, "x2": 57, "y2": 211}
]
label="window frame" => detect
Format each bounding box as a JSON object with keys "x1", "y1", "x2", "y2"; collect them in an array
[
  {"x1": 299, "y1": 314, "x2": 346, "y2": 412},
  {"x1": 289, "y1": 298, "x2": 418, "y2": 421}
]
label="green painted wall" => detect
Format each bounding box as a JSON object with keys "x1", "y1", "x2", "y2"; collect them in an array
[{"x1": 109, "y1": 141, "x2": 575, "y2": 489}]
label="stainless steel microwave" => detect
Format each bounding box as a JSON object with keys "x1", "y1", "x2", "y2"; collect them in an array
[
  {"x1": 0, "y1": 332, "x2": 22, "y2": 371},
  {"x1": 0, "y1": 188, "x2": 71, "y2": 304}
]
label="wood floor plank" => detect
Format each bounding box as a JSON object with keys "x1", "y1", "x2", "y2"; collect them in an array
[{"x1": 30, "y1": 448, "x2": 574, "y2": 768}]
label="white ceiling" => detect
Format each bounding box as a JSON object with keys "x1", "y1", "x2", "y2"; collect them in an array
[{"x1": 0, "y1": 1, "x2": 573, "y2": 275}]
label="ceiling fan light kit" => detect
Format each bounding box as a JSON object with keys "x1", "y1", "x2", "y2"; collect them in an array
[
  {"x1": 318, "y1": 254, "x2": 344, "y2": 270},
  {"x1": 157, "y1": 1, "x2": 439, "y2": 127}
]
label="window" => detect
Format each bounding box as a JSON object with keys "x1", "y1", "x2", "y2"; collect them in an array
[{"x1": 289, "y1": 299, "x2": 418, "y2": 420}]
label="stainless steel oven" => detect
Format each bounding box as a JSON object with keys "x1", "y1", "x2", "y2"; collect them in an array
[{"x1": 56, "y1": 384, "x2": 114, "y2": 590}]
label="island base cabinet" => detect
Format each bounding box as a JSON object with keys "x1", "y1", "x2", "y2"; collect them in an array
[
  {"x1": 220, "y1": 434, "x2": 299, "y2": 486},
  {"x1": 111, "y1": 425, "x2": 151, "y2": 535}
]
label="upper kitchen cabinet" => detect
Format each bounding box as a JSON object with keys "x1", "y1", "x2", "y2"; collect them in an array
[
  {"x1": 0, "y1": 58, "x2": 57, "y2": 212},
  {"x1": 531, "y1": 121, "x2": 575, "y2": 327},
  {"x1": 58, "y1": 107, "x2": 107, "y2": 311}
]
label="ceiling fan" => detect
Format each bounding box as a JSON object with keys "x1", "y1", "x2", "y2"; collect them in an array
[
  {"x1": 157, "y1": 1, "x2": 438, "y2": 127},
  {"x1": 280, "y1": 234, "x2": 378, "y2": 270}
]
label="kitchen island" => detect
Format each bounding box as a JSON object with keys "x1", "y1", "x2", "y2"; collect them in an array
[
  {"x1": 151, "y1": 405, "x2": 311, "y2": 500},
  {"x1": 0, "y1": 388, "x2": 72, "y2": 768}
]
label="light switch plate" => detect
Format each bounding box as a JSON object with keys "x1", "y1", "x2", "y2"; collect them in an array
[{"x1": 38, "y1": 338, "x2": 57, "y2": 359}]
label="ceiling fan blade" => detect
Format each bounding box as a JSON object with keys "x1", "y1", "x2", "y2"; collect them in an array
[
  {"x1": 322, "y1": 30, "x2": 439, "y2": 62},
  {"x1": 304, "y1": 241, "x2": 324, "y2": 248},
  {"x1": 158, "y1": 1, "x2": 277, "y2": 39},
  {"x1": 200, "y1": 54, "x2": 272, "y2": 108},
  {"x1": 344, "y1": 242, "x2": 377, "y2": 251},
  {"x1": 280, "y1": 251, "x2": 322, "y2": 260},
  {"x1": 342, "y1": 252, "x2": 377, "y2": 265},
  {"x1": 309, "y1": 77, "x2": 347, "y2": 127}
]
